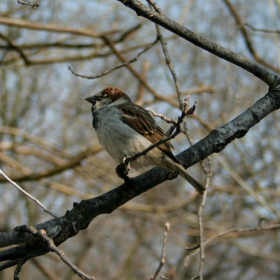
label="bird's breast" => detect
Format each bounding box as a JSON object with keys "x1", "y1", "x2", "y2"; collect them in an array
[{"x1": 92, "y1": 107, "x2": 163, "y2": 169}]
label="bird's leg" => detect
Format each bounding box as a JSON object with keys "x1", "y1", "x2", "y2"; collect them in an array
[{"x1": 116, "y1": 156, "x2": 131, "y2": 182}]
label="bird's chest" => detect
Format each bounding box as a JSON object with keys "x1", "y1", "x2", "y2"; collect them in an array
[{"x1": 93, "y1": 108, "x2": 137, "y2": 161}]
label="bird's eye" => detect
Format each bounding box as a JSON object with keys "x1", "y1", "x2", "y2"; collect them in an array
[
  {"x1": 99, "y1": 92, "x2": 107, "y2": 99},
  {"x1": 95, "y1": 93, "x2": 103, "y2": 101}
]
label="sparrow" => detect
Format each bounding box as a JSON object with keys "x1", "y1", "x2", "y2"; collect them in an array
[{"x1": 85, "y1": 87, "x2": 205, "y2": 194}]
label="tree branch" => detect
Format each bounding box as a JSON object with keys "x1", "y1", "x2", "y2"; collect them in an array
[
  {"x1": 0, "y1": 17, "x2": 119, "y2": 38},
  {"x1": 68, "y1": 37, "x2": 159, "y2": 80},
  {"x1": 0, "y1": 32, "x2": 31, "y2": 65},
  {"x1": 222, "y1": 0, "x2": 280, "y2": 73},
  {"x1": 117, "y1": 0, "x2": 276, "y2": 85}
]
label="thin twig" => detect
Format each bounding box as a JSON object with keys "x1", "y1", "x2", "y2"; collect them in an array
[
  {"x1": 214, "y1": 153, "x2": 279, "y2": 217},
  {"x1": 148, "y1": 0, "x2": 183, "y2": 109},
  {"x1": 17, "y1": 1, "x2": 40, "y2": 9},
  {"x1": 146, "y1": 108, "x2": 177, "y2": 125},
  {"x1": 27, "y1": 226, "x2": 95, "y2": 280},
  {"x1": 0, "y1": 32, "x2": 31, "y2": 65},
  {"x1": 150, "y1": 222, "x2": 170, "y2": 280},
  {"x1": 147, "y1": 0, "x2": 163, "y2": 14},
  {"x1": 197, "y1": 158, "x2": 212, "y2": 280},
  {"x1": 185, "y1": 244, "x2": 200, "y2": 251},
  {"x1": 0, "y1": 169, "x2": 58, "y2": 218},
  {"x1": 245, "y1": 23, "x2": 280, "y2": 34},
  {"x1": 222, "y1": 0, "x2": 279, "y2": 73},
  {"x1": 155, "y1": 22, "x2": 183, "y2": 109},
  {"x1": 135, "y1": 59, "x2": 150, "y2": 104},
  {"x1": 102, "y1": 36, "x2": 174, "y2": 104},
  {"x1": 165, "y1": 96, "x2": 196, "y2": 137},
  {"x1": 115, "y1": 23, "x2": 142, "y2": 42},
  {"x1": 0, "y1": 16, "x2": 119, "y2": 38},
  {"x1": 69, "y1": 38, "x2": 159, "y2": 80},
  {"x1": 181, "y1": 107, "x2": 211, "y2": 280},
  {"x1": 185, "y1": 223, "x2": 280, "y2": 261}
]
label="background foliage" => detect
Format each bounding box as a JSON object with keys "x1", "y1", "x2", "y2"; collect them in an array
[{"x1": 0, "y1": 0, "x2": 279, "y2": 279}]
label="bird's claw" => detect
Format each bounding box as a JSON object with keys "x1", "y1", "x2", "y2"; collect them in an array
[
  {"x1": 116, "y1": 156, "x2": 131, "y2": 181},
  {"x1": 167, "y1": 170, "x2": 178, "y2": 180},
  {"x1": 122, "y1": 156, "x2": 131, "y2": 170}
]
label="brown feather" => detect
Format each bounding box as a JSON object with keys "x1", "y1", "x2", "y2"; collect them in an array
[{"x1": 118, "y1": 104, "x2": 180, "y2": 164}]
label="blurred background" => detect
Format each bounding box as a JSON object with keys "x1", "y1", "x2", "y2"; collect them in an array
[{"x1": 0, "y1": 0, "x2": 279, "y2": 279}]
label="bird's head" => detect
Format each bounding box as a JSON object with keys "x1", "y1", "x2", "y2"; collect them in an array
[{"x1": 85, "y1": 87, "x2": 131, "y2": 110}]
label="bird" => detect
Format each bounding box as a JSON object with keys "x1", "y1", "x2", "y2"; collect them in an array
[{"x1": 85, "y1": 87, "x2": 205, "y2": 194}]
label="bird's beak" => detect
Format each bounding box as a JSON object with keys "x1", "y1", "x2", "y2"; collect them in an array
[{"x1": 85, "y1": 96, "x2": 97, "y2": 105}]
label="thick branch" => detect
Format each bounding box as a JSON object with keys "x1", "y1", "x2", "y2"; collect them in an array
[{"x1": 117, "y1": 0, "x2": 276, "y2": 85}]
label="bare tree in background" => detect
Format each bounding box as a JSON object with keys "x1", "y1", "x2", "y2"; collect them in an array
[{"x1": 0, "y1": 1, "x2": 280, "y2": 279}]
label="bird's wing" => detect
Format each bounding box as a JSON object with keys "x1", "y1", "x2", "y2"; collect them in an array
[{"x1": 118, "y1": 104, "x2": 180, "y2": 163}]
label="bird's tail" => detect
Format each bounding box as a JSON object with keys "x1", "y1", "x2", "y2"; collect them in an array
[{"x1": 175, "y1": 163, "x2": 205, "y2": 195}]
